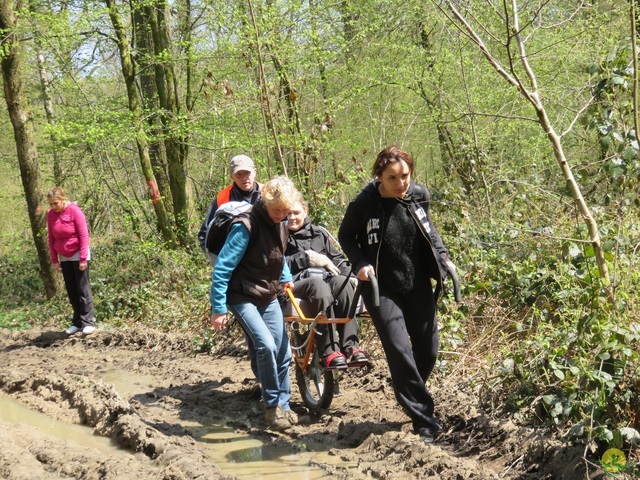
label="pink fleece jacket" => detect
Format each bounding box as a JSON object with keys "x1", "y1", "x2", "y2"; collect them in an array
[{"x1": 47, "y1": 202, "x2": 90, "y2": 263}]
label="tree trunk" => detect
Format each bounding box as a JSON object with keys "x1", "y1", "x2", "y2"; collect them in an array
[
  {"x1": 34, "y1": 50, "x2": 63, "y2": 185},
  {"x1": 631, "y1": 1, "x2": 639, "y2": 141},
  {"x1": 247, "y1": 0, "x2": 286, "y2": 176},
  {"x1": 148, "y1": 0, "x2": 191, "y2": 246},
  {"x1": 0, "y1": 0, "x2": 59, "y2": 299},
  {"x1": 29, "y1": 0, "x2": 62, "y2": 185},
  {"x1": 104, "y1": 0, "x2": 177, "y2": 248},
  {"x1": 132, "y1": 5, "x2": 174, "y2": 215},
  {"x1": 338, "y1": 0, "x2": 357, "y2": 71},
  {"x1": 416, "y1": 20, "x2": 480, "y2": 194}
]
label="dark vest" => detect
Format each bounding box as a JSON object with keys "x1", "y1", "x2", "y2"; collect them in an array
[{"x1": 226, "y1": 202, "x2": 289, "y2": 307}]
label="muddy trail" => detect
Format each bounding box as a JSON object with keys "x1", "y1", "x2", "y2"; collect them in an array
[{"x1": 0, "y1": 326, "x2": 627, "y2": 479}]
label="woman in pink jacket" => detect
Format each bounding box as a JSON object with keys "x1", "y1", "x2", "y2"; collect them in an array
[{"x1": 47, "y1": 187, "x2": 97, "y2": 335}]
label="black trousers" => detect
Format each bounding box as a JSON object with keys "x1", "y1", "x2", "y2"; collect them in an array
[
  {"x1": 293, "y1": 275, "x2": 360, "y2": 357},
  {"x1": 361, "y1": 279, "x2": 440, "y2": 433},
  {"x1": 61, "y1": 261, "x2": 95, "y2": 328}
]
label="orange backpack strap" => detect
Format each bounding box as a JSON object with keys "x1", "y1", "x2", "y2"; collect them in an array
[{"x1": 216, "y1": 184, "x2": 234, "y2": 207}]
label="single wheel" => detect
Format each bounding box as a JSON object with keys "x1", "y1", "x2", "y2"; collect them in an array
[{"x1": 293, "y1": 336, "x2": 334, "y2": 411}]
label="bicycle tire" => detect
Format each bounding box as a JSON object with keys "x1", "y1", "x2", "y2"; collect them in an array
[{"x1": 295, "y1": 346, "x2": 334, "y2": 411}]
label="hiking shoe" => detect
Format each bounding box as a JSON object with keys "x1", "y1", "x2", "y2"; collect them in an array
[
  {"x1": 65, "y1": 326, "x2": 80, "y2": 335},
  {"x1": 82, "y1": 325, "x2": 97, "y2": 335},
  {"x1": 322, "y1": 352, "x2": 348, "y2": 370},
  {"x1": 416, "y1": 425, "x2": 441, "y2": 445},
  {"x1": 264, "y1": 407, "x2": 289, "y2": 431},
  {"x1": 346, "y1": 348, "x2": 369, "y2": 367},
  {"x1": 279, "y1": 406, "x2": 298, "y2": 426},
  {"x1": 420, "y1": 431, "x2": 435, "y2": 444}
]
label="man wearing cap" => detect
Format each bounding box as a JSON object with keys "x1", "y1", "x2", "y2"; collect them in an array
[
  {"x1": 197, "y1": 154, "x2": 262, "y2": 252},
  {"x1": 198, "y1": 154, "x2": 262, "y2": 379}
]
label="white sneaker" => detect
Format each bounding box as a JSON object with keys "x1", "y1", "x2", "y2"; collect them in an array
[
  {"x1": 82, "y1": 325, "x2": 97, "y2": 335},
  {"x1": 65, "y1": 326, "x2": 80, "y2": 335}
]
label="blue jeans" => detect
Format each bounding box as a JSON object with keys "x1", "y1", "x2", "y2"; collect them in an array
[{"x1": 229, "y1": 299, "x2": 292, "y2": 410}]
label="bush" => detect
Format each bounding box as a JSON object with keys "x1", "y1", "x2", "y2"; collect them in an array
[
  {"x1": 0, "y1": 234, "x2": 212, "y2": 334},
  {"x1": 450, "y1": 218, "x2": 640, "y2": 451}
]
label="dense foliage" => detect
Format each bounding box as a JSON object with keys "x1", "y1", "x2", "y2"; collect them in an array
[{"x1": 1, "y1": 0, "x2": 638, "y2": 459}]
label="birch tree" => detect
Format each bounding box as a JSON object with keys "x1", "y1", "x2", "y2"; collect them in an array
[{"x1": 434, "y1": 0, "x2": 613, "y2": 293}]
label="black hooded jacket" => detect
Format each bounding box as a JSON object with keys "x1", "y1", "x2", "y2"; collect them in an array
[
  {"x1": 338, "y1": 180, "x2": 449, "y2": 295},
  {"x1": 285, "y1": 216, "x2": 351, "y2": 281}
]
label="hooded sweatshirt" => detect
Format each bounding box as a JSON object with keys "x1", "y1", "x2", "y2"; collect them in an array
[
  {"x1": 338, "y1": 180, "x2": 448, "y2": 294},
  {"x1": 47, "y1": 202, "x2": 90, "y2": 263}
]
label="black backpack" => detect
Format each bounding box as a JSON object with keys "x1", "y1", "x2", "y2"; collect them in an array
[{"x1": 204, "y1": 201, "x2": 253, "y2": 263}]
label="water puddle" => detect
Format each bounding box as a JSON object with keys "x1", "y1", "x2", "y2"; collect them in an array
[
  {"x1": 0, "y1": 371, "x2": 356, "y2": 479},
  {"x1": 101, "y1": 369, "x2": 165, "y2": 399},
  {"x1": 102, "y1": 368, "x2": 357, "y2": 479},
  {"x1": 186, "y1": 421, "x2": 356, "y2": 479},
  {"x1": 0, "y1": 394, "x2": 129, "y2": 457}
]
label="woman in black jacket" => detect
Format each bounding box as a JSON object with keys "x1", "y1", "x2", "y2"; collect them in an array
[
  {"x1": 338, "y1": 146, "x2": 455, "y2": 443},
  {"x1": 285, "y1": 197, "x2": 368, "y2": 368}
]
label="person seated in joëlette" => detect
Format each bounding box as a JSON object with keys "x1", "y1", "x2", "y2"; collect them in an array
[{"x1": 284, "y1": 195, "x2": 368, "y2": 369}]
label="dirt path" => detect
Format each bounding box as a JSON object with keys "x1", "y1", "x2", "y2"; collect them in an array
[{"x1": 0, "y1": 327, "x2": 624, "y2": 479}]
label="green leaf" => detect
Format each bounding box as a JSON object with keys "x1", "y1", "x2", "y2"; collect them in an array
[
  {"x1": 569, "y1": 422, "x2": 584, "y2": 437},
  {"x1": 610, "y1": 75, "x2": 625, "y2": 85},
  {"x1": 623, "y1": 147, "x2": 637, "y2": 161},
  {"x1": 602, "y1": 239, "x2": 616, "y2": 252},
  {"x1": 594, "y1": 426, "x2": 614, "y2": 441}
]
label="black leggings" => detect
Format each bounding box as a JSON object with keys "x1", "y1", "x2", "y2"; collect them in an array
[
  {"x1": 61, "y1": 261, "x2": 95, "y2": 328},
  {"x1": 361, "y1": 280, "x2": 440, "y2": 432}
]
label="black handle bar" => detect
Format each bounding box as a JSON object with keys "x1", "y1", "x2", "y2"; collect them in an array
[
  {"x1": 368, "y1": 270, "x2": 380, "y2": 308},
  {"x1": 348, "y1": 270, "x2": 379, "y2": 318},
  {"x1": 446, "y1": 264, "x2": 462, "y2": 303}
]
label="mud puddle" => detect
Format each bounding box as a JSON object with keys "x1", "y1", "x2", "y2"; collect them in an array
[
  {"x1": 0, "y1": 395, "x2": 128, "y2": 457},
  {"x1": 102, "y1": 368, "x2": 351, "y2": 479},
  {"x1": 189, "y1": 422, "x2": 355, "y2": 479}
]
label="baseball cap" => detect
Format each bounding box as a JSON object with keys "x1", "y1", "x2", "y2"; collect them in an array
[{"x1": 229, "y1": 155, "x2": 255, "y2": 174}]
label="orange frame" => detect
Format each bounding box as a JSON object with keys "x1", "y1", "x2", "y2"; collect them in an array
[{"x1": 282, "y1": 287, "x2": 352, "y2": 373}]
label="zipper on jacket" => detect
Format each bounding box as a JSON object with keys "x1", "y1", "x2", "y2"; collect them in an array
[
  {"x1": 374, "y1": 208, "x2": 386, "y2": 278},
  {"x1": 407, "y1": 201, "x2": 446, "y2": 285}
]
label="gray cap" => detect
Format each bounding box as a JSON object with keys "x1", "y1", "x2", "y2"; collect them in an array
[{"x1": 229, "y1": 154, "x2": 255, "y2": 174}]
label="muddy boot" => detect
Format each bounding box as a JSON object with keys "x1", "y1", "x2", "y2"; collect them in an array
[
  {"x1": 278, "y1": 406, "x2": 298, "y2": 426},
  {"x1": 265, "y1": 407, "x2": 289, "y2": 431}
]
